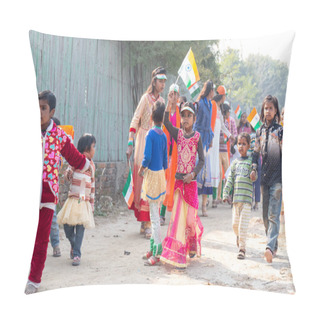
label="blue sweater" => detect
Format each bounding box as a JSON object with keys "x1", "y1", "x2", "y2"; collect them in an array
[
  {"x1": 142, "y1": 127, "x2": 168, "y2": 171},
  {"x1": 194, "y1": 98, "x2": 214, "y2": 151}
]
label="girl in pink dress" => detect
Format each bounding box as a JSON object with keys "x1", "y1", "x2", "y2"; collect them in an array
[{"x1": 160, "y1": 97, "x2": 205, "y2": 269}]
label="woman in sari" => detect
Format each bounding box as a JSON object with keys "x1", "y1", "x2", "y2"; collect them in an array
[{"x1": 126, "y1": 67, "x2": 167, "y2": 238}]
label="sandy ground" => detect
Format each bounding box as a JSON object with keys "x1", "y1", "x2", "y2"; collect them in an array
[{"x1": 40, "y1": 201, "x2": 295, "y2": 294}]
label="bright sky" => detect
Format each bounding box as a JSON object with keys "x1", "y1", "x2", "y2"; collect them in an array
[{"x1": 218, "y1": 31, "x2": 295, "y2": 66}]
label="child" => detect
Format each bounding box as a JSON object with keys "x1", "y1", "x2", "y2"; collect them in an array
[
  {"x1": 160, "y1": 99, "x2": 205, "y2": 269},
  {"x1": 138, "y1": 101, "x2": 168, "y2": 266},
  {"x1": 250, "y1": 95, "x2": 283, "y2": 263},
  {"x1": 223, "y1": 132, "x2": 257, "y2": 259},
  {"x1": 25, "y1": 90, "x2": 91, "y2": 294},
  {"x1": 57, "y1": 133, "x2": 96, "y2": 266}
]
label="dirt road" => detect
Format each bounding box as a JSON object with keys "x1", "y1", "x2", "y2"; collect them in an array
[{"x1": 40, "y1": 202, "x2": 295, "y2": 294}]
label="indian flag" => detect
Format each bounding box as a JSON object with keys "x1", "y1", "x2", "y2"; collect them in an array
[
  {"x1": 235, "y1": 105, "x2": 242, "y2": 119},
  {"x1": 178, "y1": 48, "x2": 200, "y2": 99},
  {"x1": 247, "y1": 108, "x2": 262, "y2": 131},
  {"x1": 122, "y1": 167, "x2": 134, "y2": 207}
]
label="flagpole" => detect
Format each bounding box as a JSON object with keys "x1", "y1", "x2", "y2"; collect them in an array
[{"x1": 175, "y1": 74, "x2": 180, "y2": 85}]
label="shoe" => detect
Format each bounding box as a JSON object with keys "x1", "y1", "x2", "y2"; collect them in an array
[
  {"x1": 142, "y1": 251, "x2": 153, "y2": 260},
  {"x1": 264, "y1": 248, "x2": 273, "y2": 263},
  {"x1": 53, "y1": 246, "x2": 61, "y2": 257},
  {"x1": 237, "y1": 250, "x2": 245, "y2": 260},
  {"x1": 144, "y1": 256, "x2": 160, "y2": 266},
  {"x1": 189, "y1": 252, "x2": 196, "y2": 258},
  {"x1": 160, "y1": 216, "x2": 165, "y2": 226},
  {"x1": 211, "y1": 200, "x2": 217, "y2": 208},
  {"x1": 70, "y1": 249, "x2": 74, "y2": 259},
  {"x1": 24, "y1": 283, "x2": 38, "y2": 295},
  {"x1": 72, "y1": 256, "x2": 81, "y2": 266}
]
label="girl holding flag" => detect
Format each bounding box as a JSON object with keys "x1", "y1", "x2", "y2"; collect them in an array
[
  {"x1": 126, "y1": 67, "x2": 167, "y2": 238},
  {"x1": 250, "y1": 95, "x2": 283, "y2": 263}
]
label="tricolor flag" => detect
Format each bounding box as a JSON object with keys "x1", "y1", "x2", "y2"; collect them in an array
[
  {"x1": 247, "y1": 108, "x2": 262, "y2": 131},
  {"x1": 178, "y1": 48, "x2": 200, "y2": 99},
  {"x1": 235, "y1": 105, "x2": 242, "y2": 119},
  {"x1": 122, "y1": 167, "x2": 134, "y2": 207}
]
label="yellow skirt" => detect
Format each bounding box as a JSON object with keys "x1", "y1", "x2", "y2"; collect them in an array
[
  {"x1": 57, "y1": 197, "x2": 95, "y2": 229},
  {"x1": 141, "y1": 169, "x2": 166, "y2": 203}
]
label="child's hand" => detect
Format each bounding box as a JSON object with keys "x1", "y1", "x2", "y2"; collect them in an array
[
  {"x1": 183, "y1": 173, "x2": 193, "y2": 184},
  {"x1": 138, "y1": 166, "x2": 145, "y2": 177},
  {"x1": 250, "y1": 170, "x2": 256, "y2": 181}
]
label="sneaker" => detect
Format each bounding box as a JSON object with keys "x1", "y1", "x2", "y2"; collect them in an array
[
  {"x1": 72, "y1": 256, "x2": 81, "y2": 266},
  {"x1": 24, "y1": 283, "x2": 38, "y2": 295}
]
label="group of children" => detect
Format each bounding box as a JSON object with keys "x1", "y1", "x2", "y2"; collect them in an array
[
  {"x1": 136, "y1": 81, "x2": 283, "y2": 268},
  {"x1": 26, "y1": 73, "x2": 283, "y2": 293}
]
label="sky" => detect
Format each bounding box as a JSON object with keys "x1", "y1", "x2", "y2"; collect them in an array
[{"x1": 218, "y1": 31, "x2": 295, "y2": 66}]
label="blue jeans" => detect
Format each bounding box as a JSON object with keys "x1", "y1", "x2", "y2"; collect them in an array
[
  {"x1": 63, "y1": 224, "x2": 85, "y2": 258},
  {"x1": 50, "y1": 210, "x2": 60, "y2": 248},
  {"x1": 262, "y1": 183, "x2": 282, "y2": 253}
]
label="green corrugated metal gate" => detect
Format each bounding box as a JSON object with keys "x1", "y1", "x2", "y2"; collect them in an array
[{"x1": 29, "y1": 30, "x2": 152, "y2": 162}]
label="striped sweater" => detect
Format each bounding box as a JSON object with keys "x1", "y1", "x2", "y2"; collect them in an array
[
  {"x1": 223, "y1": 156, "x2": 255, "y2": 205},
  {"x1": 65, "y1": 159, "x2": 95, "y2": 210}
]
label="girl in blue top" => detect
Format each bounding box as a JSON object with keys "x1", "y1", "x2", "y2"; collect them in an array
[
  {"x1": 194, "y1": 80, "x2": 215, "y2": 216},
  {"x1": 139, "y1": 101, "x2": 168, "y2": 266}
]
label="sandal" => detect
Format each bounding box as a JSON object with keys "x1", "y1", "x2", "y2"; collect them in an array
[
  {"x1": 237, "y1": 250, "x2": 245, "y2": 260},
  {"x1": 160, "y1": 216, "x2": 165, "y2": 226},
  {"x1": 144, "y1": 228, "x2": 152, "y2": 239},
  {"x1": 142, "y1": 251, "x2": 153, "y2": 260},
  {"x1": 211, "y1": 200, "x2": 217, "y2": 208},
  {"x1": 189, "y1": 252, "x2": 196, "y2": 258},
  {"x1": 53, "y1": 246, "x2": 61, "y2": 257},
  {"x1": 144, "y1": 256, "x2": 160, "y2": 266}
]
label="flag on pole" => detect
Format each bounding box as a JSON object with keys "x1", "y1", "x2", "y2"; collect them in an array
[
  {"x1": 122, "y1": 167, "x2": 134, "y2": 207},
  {"x1": 178, "y1": 48, "x2": 200, "y2": 99},
  {"x1": 235, "y1": 105, "x2": 242, "y2": 119},
  {"x1": 247, "y1": 108, "x2": 262, "y2": 131}
]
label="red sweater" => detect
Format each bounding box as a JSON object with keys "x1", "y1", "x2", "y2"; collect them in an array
[{"x1": 41, "y1": 120, "x2": 89, "y2": 208}]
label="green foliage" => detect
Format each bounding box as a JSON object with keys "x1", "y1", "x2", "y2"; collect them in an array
[{"x1": 219, "y1": 48, "x2": 289, "y2": 114}]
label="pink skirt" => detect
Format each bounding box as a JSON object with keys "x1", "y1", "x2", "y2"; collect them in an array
[{"x1": 160, "y1": 180, "x2": 203, "y2": 268}]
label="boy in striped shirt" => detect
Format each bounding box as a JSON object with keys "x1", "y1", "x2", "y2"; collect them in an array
[{"x1": 223, "y1": 132, "x2": 257, "y2": 259}]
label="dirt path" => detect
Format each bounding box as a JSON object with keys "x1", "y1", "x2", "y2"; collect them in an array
[{"x1": 40, "y1": 202, "x2": 295, "y2": 294}]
